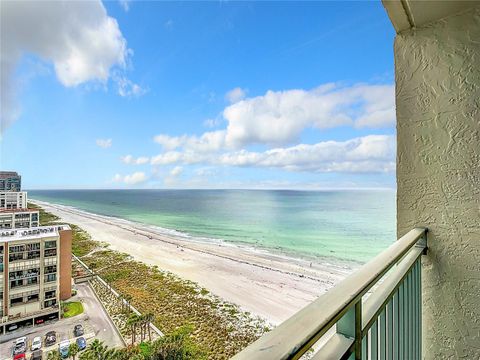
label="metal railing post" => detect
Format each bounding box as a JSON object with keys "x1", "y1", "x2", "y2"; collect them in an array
[{"x1": 337, "y1": 301, "x2": 362, "y2": 359}]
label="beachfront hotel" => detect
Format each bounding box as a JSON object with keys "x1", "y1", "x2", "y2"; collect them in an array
[
  {"x1": 0, "y1": 226, "x2": 72, "y2": 333},
  {"x1": 0, "y1": 172, "x2": 72, "y2": 334},
  {"x1": 234, "y1": 2, "x2": 480, "y2": 360}
]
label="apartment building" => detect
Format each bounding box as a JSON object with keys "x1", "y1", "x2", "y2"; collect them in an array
[
  {"x1": 0, "y1": 172, "x2": 21, "y2": 192},
  {"x1": 0, "y1": 225, "x2": 72, "y2": 333},
  {"x1": 0, "y1": 209, "x2": 39, "y2": 229},
  {"x1": 0, "y1": 191, "x2": 27, "y2": 209}
]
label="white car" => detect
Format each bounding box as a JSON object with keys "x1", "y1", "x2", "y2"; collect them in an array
[
  {"x1": 13, "y1": 337, "x2": 27, "y2": 355},
  {"x1": 31, "y1": 336, "x2": 42, "y2": 351}
]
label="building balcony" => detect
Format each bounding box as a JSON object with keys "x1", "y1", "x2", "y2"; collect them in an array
[{"x1": 233, "y1": 228, "x2": 427, "y2": 360}]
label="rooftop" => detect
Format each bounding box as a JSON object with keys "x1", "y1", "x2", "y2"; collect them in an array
[
  {"x1": 0, "y1": 225, "x2": 70, "y2": 242},
  {"x1": 0, "y1": 171, "x2": 20, "y2": 179},
  {"x1": 0, "y1": 208, "x2": 38, "y2": 214}
]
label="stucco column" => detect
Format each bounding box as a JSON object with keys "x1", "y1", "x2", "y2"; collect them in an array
[{"x1": 395, "y1": 7, "x2": 480, "y2": 359}]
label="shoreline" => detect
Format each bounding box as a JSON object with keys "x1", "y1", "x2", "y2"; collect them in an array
[{"x1": 32, "y1": 199, "x2": 355, "y2": 325}]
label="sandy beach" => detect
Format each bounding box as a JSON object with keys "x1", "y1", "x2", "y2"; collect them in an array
[{"x1": 33, "y1": 200, "x2": 355, "y2": 325}]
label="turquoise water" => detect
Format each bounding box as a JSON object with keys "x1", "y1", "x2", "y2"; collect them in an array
[{"x1": 29, "y1": 189, "x2": 396, "y2": 263}]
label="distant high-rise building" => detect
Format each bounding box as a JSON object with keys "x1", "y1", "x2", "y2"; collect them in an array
[
  {"x1": 0, "y1": 191, "x2": 28, "y2": 210},
  {"x1": 0, "y1": 172, "x2": 21, "y2": 192}
]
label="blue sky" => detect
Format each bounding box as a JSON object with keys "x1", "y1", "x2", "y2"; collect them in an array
[{"x1": 0, "y1": 1, "x2": 396, "y2": 189}]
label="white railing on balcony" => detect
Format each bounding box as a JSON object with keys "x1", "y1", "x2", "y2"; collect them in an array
[{"x1": 232, "y1": 227, "x2": 427, "y2": 360}]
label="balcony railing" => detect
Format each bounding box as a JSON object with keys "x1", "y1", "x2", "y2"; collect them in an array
[{"x1": 232, "y1": 227, "x2": 427, "y2": 360}]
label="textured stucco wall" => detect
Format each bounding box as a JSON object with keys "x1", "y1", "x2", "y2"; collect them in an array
[{"x1": 395, "y1": 8, "x2": 480, "y2": 359}]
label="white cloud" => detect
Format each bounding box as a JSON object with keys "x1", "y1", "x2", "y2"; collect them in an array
[
  {"x1": 112, "y1": 171, "x2": 147, "y2": 185},
  {"x1": 115, "y1": 74, "x2": 146, "y2": 97},
  {"x1": 225, "y1": 87, "x2": 247, "y2": 103},
  {"x1": 153, "y1": 134, "x2": 186, "y2": 151},
  {"x1": 119, "y1": 0, "x2": 130, "y2": 12},
  {"x1": 1, "y1": 0, "x2": 131, "y2": 132},
  {"x1": 153, "y1": 131, "x2": 226, "y2": 153},
  {"x1": 223, "y1": 83, "x2": 395, "y2": 147},
  {"x1": 203, "y1": 118, "x2": 222, "y2": 128},
  {"x1": 170, "y1": 166, "x2": 183, "y2": 177},
  {"x1": 149, "y1": 135, "x2": 395, "y2": 173},
  {"x1": 96, "y1": 138, "x2": 112, "y2": 148},
  {"x1": 121, "y1": 155, "x2": 149, "y2": 165}
]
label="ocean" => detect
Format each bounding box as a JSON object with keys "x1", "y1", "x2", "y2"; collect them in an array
[{"x1": 29, "y1": 189, "x2": 396, "y2": 264}]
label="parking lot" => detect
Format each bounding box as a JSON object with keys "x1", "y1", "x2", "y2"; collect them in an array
[{"x1": 0, "y1": 283, "x2": 124, "y2": 359}]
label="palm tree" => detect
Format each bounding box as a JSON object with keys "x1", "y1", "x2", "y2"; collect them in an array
[
  {"x1": 127, "y1": 313, "x2": 140, "y2": 345},
  {"x1": 47, "y1": 350, "x2": 62, "y2": 360},
  {"x1": 145, "y1": 313, "x2": 155, "y2": 341},
  {"x1": 87, "y1": 339, "x2": 108, "y2": 360},
  {"x1": 69, "y1": 342, "x2": 80, "y2": 360},
  {"x1": 140, "y1": 314, "x2": 148, "y2": 342}
]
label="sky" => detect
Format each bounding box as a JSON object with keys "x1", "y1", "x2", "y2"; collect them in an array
[{"x1": 0, "y1": 1, "x2": 397, "y2": 190}]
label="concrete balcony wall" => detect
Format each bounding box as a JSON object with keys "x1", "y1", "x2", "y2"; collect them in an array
[{"x1": 395, "y1": 7, "x2": 480, "y2": 359}]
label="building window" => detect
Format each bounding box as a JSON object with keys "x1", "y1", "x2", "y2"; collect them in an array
[
  {"x1": 26, "y1": 294, "x2": 39, "y2": 303},
  {"x1": 44, "y1": 265, "x2": 57, "y2": 274},
  {"x1": 45, "y1": 274, "x2": 56, "y2": 283},
  {"x1": 9, "y1": 245, "x2": 25, "y2": 252},
  {"x1": 26, "y1": 243, "x2": 40, "y2": 251},
  {"x1": 27, "y1": 250, "x2": 40, "y2": 260},
  {"x1": 9, "y1": 253, "x2": 24, "y2": 262},
  {"x1": 10, "y1": 297, "x2": 23, "y2": 306},
  {"x1": 44, "y1": 249, "x2": 57, "y2": 257},
  {"x1": 27, "y1": 277, "x2": 38, "y2": 285},
  {"x1": 44, "y1": 241, "x2": 57, "y2": 249},
  {"x1": 45, "y1": 290, "x2": 56, "y2": 299},
  {"x1": 10, "y1": 279, "x2": 23, "y2": 288},
  {"x1": 45, "y1": 299, "x2": 56, "y2": 307}
]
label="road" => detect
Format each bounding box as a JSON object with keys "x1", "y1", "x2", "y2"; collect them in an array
[{"x1": 0, "y1": 283, "x2": 124, "y2": 359}]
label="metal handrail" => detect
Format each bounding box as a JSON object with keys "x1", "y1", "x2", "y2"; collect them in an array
[{"x1": 232, "y1": 227, "x2": 427, "y2": 360}]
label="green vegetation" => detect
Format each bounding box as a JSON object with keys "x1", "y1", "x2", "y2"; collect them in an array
[
  {"x1": 69, "y1": 343, "x2": 80, "y2": 360},
  {"x1": 47, "y1": 330, "x2": 204, "y2": 360},
  {"x1": 36, "y1": 204, "x2": 269, "y2": 359},
  {"x1": 62, "y1": 301, "x2": 84, "y2": 318}
]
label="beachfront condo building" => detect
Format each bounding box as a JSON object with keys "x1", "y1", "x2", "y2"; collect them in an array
[
  {"x1": 0, "y1": 191, "x2": 28, "y2": 209},
  {"x1": 0, "y1": 209, "x2": 40, "y2": 229},
  {"x1": 0, "y1": 172, "x2": 21, "y2": 192},
  {"x1": 0, "y1": 225, "x2": 72, "y2": 333}
]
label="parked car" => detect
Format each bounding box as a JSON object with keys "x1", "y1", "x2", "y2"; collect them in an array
[
  {"x1": 13, "y1": 354, "x2": 26, "y2": 360},
  {"x1": 75, "y1": 337, "x2": 86, "y2": 351},
  {"x1": 8, "y1": 324, "x2": 18, "y2": 332},
  {"x1": 35, "y1": 318, "x2": 44, "y2": 325},
  {"x1": 73, "y1": 324, "x2": 84, "y2": 337},
  {"x1": 45, "y1": 331, "x2": 56, "y2": 346},
  {"x1": 30, "y1": 350, "x2": 43, "y2": 360},
  {"x1": 13, "y1": 337, "x2": 27, "y2": 355},
  {"x1": 31, "y1": 337, "x2": 42, "y2": 351},
  {"x1": 58, "y1": 340, "x2": 70, "y2": 359}
]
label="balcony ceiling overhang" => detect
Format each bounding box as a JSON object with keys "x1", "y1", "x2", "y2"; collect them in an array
[{"x1": 382, "y1": 0, "x2": 477, "y2": 33}]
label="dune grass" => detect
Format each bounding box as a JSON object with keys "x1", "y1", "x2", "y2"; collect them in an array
[{"x1": 35, "y1": 203, "x2": 270, "y2": 358}]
